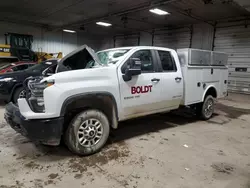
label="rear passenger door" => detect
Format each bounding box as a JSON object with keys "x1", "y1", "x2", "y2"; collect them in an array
[{"x1": 155, "y1": 50, "x2": 183, "y2": 109}]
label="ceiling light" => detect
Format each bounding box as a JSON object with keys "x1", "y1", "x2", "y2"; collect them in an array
[
  {"x1": 96, "y1": 22, "x2": 112, "y2": 27},
  {"x1": 149, "y1": 8, "x2": 170, "y2": 15},
  {"x1": 63, "y1": 29, "x2": 76, "y2": 33}
]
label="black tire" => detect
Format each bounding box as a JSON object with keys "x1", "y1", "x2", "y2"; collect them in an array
[
  {"x1": 64, "y1": 109, "x2": 110, "y2": 156},
  {"x1": 12, "y1": 87, "x2": 26, "y2": 104},
  {"x1": 196, "y1": 95, "x2": 214, "y2": 120}
]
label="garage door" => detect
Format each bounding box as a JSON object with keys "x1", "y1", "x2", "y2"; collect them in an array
[
  {"x1": 153, "y1": 27, "x2": 191, "y2": 49},
  {"x1": 214, "y1": 21, "x2": 250, "y2": 94},
  {"x1": 114, "y1": 34, "x2": 140, "y2": 47}
]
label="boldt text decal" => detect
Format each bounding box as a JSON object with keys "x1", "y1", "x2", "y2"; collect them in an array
[{"x1": 131, "y1": 85, "x2": 153, "y2": 94}]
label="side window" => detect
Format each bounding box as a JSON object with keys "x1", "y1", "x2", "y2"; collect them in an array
[
  {"x1": 28, "y1": 63, "x2": 35, "y2": 67},
  {"x1": 14, "y1": 64, "x2": 29, "y2": 71},
  {"x1": 134, "y1": 50, "x2": 154, "y2": 72},
  {"x1": 11, "y1": 66, "x2": 18, "y2": 71},
  {"x1": 121, "y1": 50, "x2": 154, "y2": 73},
  {"x1": 158, "y1": 51, "x2": 177, "y2": 72}
]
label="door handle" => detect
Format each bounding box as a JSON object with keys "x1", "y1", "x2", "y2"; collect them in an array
[
  {"x1": 151, "y1": 78, "x2": 160, "y2": 82},
  {"x1": 175, "y1": 77, "x2": 182, "y2": 81}
]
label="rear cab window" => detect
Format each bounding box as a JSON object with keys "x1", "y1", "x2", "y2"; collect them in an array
[{"x1": 157, "y1": 50, "x2": 177, "y2": 72}]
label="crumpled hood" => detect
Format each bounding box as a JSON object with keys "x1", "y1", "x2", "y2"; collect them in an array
[
  {"x1": 56, "y1": 44, "x2": 102, "y2": 73},
  {"x1": 41, "y1": 44, "x2": 118, "y2": 83}
]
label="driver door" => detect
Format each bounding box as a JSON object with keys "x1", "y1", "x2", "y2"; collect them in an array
[{"x1": 118, "y1": 49, "x2": 162, "y2": 119}]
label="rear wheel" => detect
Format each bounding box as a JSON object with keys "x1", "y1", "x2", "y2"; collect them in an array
[
  {"x1": 196, "y1": 95, "x2": 214, "y2": 120},
  {"x1": 13, "y1": 87, "x2": 26, "y2": 104},
  {"x1": 64, "y1": 109, "x2": 110, "y2": 155}
]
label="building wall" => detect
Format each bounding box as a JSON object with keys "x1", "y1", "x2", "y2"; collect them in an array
[
  {"x1": 77, "y1": 33, "x2": 113, "y2": 51},
  {"x1": 214, "y1": 20, "x2": 250, "y2": 94},
  {"x1": 192, "y1": 24, "x2": 214, "y2": 50},
  {"x1": 153, "y1": 27, "x2": 192, "y2": 49},
  {"x1": 2, "y1": 19, "x2": 250, "y2": 94},
  {"x1": 0, "y1": 21, "x2": 106, "y2": 55},
  {"x1": 0, "y1": 21, "x2": 215, "y2": 54},
  {"x1": 111, "y1": 24, "x2": 215, "y2": 50}
]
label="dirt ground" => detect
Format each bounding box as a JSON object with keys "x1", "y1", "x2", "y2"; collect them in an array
[{"x1": 0, "y1": 93, "x2": 250, "y2": 188}]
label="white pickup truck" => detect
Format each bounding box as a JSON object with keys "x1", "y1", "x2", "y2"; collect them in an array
[{"x1": 5, "y1": 45, "x2": 228, "y2": 155}]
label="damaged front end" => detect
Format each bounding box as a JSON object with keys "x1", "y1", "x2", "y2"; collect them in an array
[
  {"x1": 5, "y1": 75, "x2": 63, "y2": 146},
  {"x1": 4, "y1": 44, "x2": 102, "y2": 146},
  {"x1": 23, "y1": 45, "x2": 100, "y2": 113}
]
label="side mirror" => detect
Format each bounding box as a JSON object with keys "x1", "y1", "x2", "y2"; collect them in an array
[
  {"x1": 46, "y1": 72, "x2": 53, "y2": 76},
  {"x1": 122, "y1": 58, "x2": 142, "y2": 81}
]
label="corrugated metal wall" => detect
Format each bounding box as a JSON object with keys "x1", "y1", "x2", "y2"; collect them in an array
[
  {"x1": 78, "y1": 34, "x2": 112, "y2": 51},
  {"x1": 0, "y1": 21, "x2": 78, "y2": 56},
  {"x1": 214, "y1": 20, "x2": 250, "y2": 94},
  {"x1": 113, "y1": 24, "x2": 212, "y2": 50},
  {"x1": 192, "y1": 24, "x2": 214, "y2": 50},
  {"x1": 153, "y1": 27, "x2": 192, "y2": 49},
  {"x1": 114, "y1": 34, "x2": 140, "y2": 47},
  {"x1": 3, "y1": 19, "x2": 250, "y2": 95}
]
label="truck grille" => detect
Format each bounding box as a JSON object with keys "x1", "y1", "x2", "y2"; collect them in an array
[
  {"x1": 26, "y1": 76, "x2": 45, "y2": 98},
  {"x1": 23, "y1": 76, "x2": 45, "y2": 112}
]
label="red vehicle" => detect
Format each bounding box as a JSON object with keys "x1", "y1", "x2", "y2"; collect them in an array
[{"x1": 0, "y1": 61, "x2": 36, "y2": 74}]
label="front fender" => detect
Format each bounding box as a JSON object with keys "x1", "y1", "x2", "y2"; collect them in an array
[{"x1": 60, "y1": 92, "x2": 119, "y2": 129}]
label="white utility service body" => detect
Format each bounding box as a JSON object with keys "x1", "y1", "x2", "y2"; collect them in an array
[
  {"x1": 177, "y1": 48, "x2": 228, "y2": 106},
  {"x1": 5, "y1": 46, "x2": 228, "y2": 155}
]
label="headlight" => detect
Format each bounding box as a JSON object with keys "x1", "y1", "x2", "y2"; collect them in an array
[
  {"x1": 0, "y1": 77, "x2": 14, "y2": 82},
  {"x1": 27, "y1": 78, "x2": 54, "y2": 112}
]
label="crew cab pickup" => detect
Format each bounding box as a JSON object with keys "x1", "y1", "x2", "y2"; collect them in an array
[{"x1": 5, "y1": 45, "x2": 228, "y2": 155}]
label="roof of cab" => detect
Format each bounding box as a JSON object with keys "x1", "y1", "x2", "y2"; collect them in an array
[{"x1": 98, "y1": 46, "x2": 175, "y2": 52}]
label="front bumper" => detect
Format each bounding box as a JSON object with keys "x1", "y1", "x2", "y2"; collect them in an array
[{"x1": 4, "y1": 102, "x2": 64, "y2": 146}]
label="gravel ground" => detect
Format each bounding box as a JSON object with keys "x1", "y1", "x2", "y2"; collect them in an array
[{"x1": 0, "y1": 93, "x2": 250, "y2": 188}]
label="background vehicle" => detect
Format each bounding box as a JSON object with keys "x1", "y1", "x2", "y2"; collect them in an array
[
  {"x1": 0, "y1": 62, "x2": 36, "y2": 74},
  {"x1": 0, "y1": 33, "x2": 63, "y2": 63},
  {"x1": 5, "y1": 45, "x2": 228, "y2": 155},
  {"x1": 0, "y1": 59, "x2": 58, "y2": 103},
  {"x1": 0, "y1": 56, "x2": 19, "y2": 67},
  {"x1": 37, "y1": 52, "x2": 63, "y2": 63},
  {"x1": 0, "y1": 33, "x2": 36, "y2": 61}
]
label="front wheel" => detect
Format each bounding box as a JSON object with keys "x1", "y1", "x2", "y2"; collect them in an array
[
  {"x1": 64, "y1": 109, "x2": 110, "y2": 155},
  {"x1": 196, "y1": 95, "x2": 214, "y2": 120},
  {"x1": 13, "y1": 87, "x2": 26, "y2": 104}
]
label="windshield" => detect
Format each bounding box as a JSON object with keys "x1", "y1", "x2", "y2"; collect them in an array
[{"x1": 97, "y1": 49, "x2": 130, "y2": 65}]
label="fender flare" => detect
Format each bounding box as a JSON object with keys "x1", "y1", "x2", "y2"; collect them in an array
[
  {"x1": 8, "y1": 83, "x2": 23, "y2": 102},
  {"x1": 60, "y1": 92, "x2": 119, "y2": 129},
  {"x1": 202, "y1": 86, "x2": 217, "y2": 102}
]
